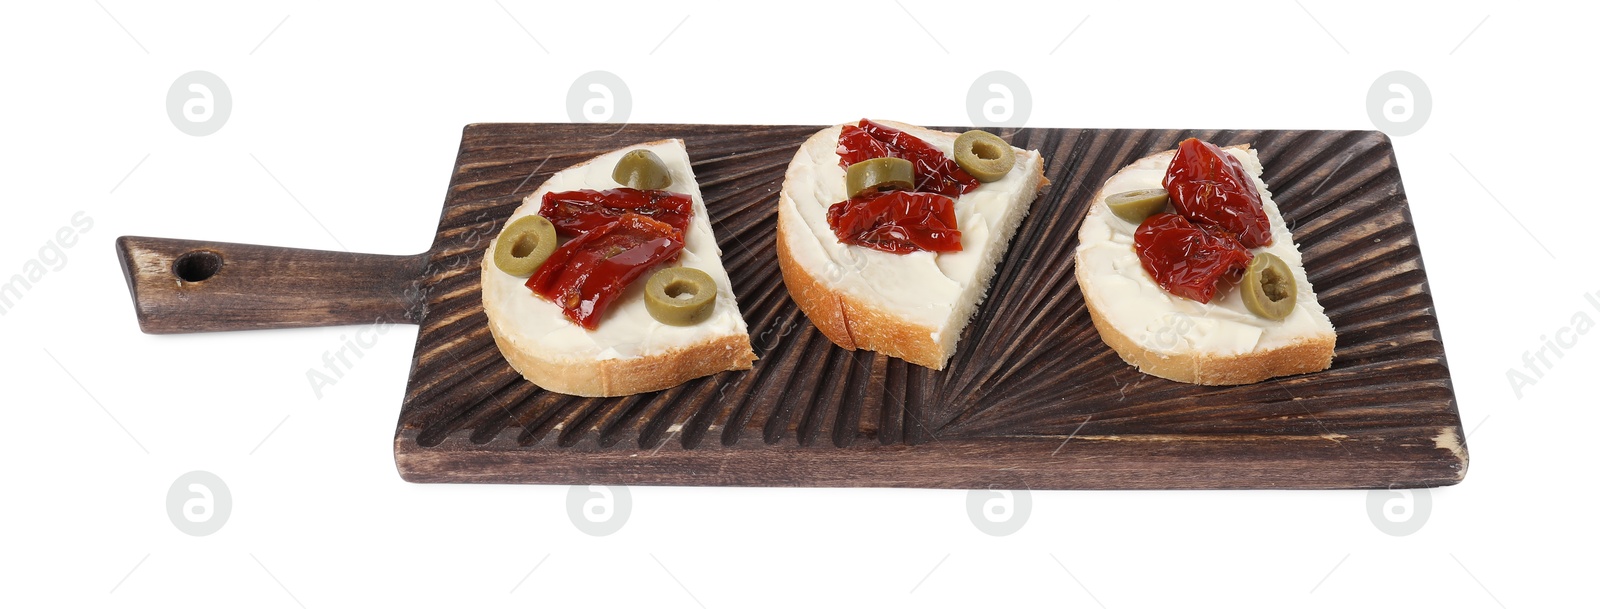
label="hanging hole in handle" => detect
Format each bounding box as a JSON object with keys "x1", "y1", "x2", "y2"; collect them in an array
[{"x1": 172, "y1": 250, "x2": 223, "y2": 283}]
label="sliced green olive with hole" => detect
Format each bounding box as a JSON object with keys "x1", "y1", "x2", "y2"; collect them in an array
[
  {"x1": 845, "y1": 157, "x2": 915, "y2": 198},
  {"x1": 1105, "y1": 188, "x2": 1170, "y2": 223},
  {"x1": 953, "y1": 130, "x2": 1016, "y2": 182},
  {"x1": 493, "y1": 215, "x2": 558, "y2": 277},
  {"x1": 1241, "y1": 252, "x2": 1297, "y2": 321},
  {"x1": 612, "y1": 149, "x2": 673, "y2": 190},
  {"x1": 644, "y1": 266, "x2": 717, "y2": 326}
]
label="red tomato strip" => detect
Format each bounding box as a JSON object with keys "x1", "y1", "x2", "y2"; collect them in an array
[
  {"x1": 1161, "y1": 138, "x2": 1273, "y2": 249},
  {"x1": 527, "y1": 214, "x2": 684, "y2": 329},
  {"x1": 826, "y1": 191, "x2": 962, "y2": 254},
  {"x1": 1134, "y1": 213, "x2": 1253, "y2": 304},
  {"x1": 539, "y1": 188, "x2": 694, "y2": 237}
]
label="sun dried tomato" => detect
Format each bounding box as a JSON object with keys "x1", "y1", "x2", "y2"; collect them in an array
[
  {"x1": 1134, "y1": 213, "x2": 1253, "y2": 304},
  {"x1": 539, "y1": 188, "x2": 694, "y2": 237},
  {"x1": 527, "y1": 214, "x2": 683, "y2": 329},
  {"x1": 826, "y1": 190, "x2": 962, "y2": 254},
  {"x1": 1162, "y1": 138, "x2": 1273, "y2": 249}
]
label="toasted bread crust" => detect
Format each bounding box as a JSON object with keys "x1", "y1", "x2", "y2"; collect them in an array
[
  {"x1": 775, "y1": 217, "x2": 948, "y2": 367},
  {"x1": 776, "y1": 126, "x2": 1047, "y2": 370},
  {"x1": 774, "y1": 218, "x2": 856, "y2": 350},
  {"x1": 1076, "y1": 145, "x2": 1335, "y2": 385}
]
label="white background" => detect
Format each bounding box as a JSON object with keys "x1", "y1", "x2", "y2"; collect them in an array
[{"x1": 1, "y1": 1, "x2": 1593, "y2": 607}]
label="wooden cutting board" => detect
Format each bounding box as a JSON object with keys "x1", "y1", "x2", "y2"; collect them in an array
[{"x1": 116, "y1": 123, "x2": 1468, "y2": 489}]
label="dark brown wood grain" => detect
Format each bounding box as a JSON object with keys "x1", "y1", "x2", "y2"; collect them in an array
[
  {"x1": 116, "y1": 236, "x2": 428, "y2": 333},
  {"x1": 116, "y1": 123, "x2": 1469, "y2": 489}
]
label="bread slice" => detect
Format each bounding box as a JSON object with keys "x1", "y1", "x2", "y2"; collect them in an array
[
  {"x1": 776, "y1": 121, "x2": 1047, "y2": 369},
  {"x1": 1074, "y1": 145, "x2": 1336, "y2": 385},
  {"x1": 481, "y1": 139, "x2": 755, "y2": 397}
]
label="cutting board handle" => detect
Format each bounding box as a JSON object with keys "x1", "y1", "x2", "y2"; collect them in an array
[{"x1": 116, "y1": 236, "x2": 431, "y2": 334}]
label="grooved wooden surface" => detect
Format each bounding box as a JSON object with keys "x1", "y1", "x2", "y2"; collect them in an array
[{"x1": 392, "y1": 123, "x2": 1466, "y2": 489}]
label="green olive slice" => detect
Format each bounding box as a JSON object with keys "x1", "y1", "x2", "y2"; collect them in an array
[
  {"x1": 612, "y1": 149, "x2": 673, "y2": 190},
  {"x1": 953, "y1": 130, "x2": 1016, "y2": 182},
  {"x1": 1105, "y1": 188, "x2": 1170, "y2": 223},
  {"x1": 493, "y1": 214, "x2": 558, "y2": 277},
  {"x1": 1241, "y1": 252, "x2": 1297, "y2": 321},
  {"x1": 644, "y1": 266, "x2": 717, "y2": 326},
  {"x1": 845, "y1": 157, "x2": 915, "y2": 198}
]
